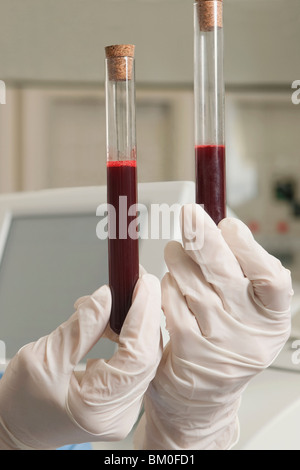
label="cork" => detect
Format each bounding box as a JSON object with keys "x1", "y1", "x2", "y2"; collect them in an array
[
  {"x1": 105, "y1": 45, "x2": 135, "y2": 81},
  {"x1": 196, "y1": 0, "x2": 223, "y2": 32}
]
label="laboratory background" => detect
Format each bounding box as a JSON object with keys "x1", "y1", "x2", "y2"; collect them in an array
[{"x1": 0, "y1": 0, "x2": 300, "y2": 451}]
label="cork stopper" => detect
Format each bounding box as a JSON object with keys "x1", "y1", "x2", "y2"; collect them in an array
[
  {"x1": 196, "y1": 0, "x2": 223, "y2": 32},
  {"x1": 105, "y1": 45, "x2": 135, "y2": 81}
]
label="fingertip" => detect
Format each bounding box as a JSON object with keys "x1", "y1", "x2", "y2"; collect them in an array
[
  {"x1": 92, "y1": 284, "x2": 111, "y2": 298},
  {"x1": 161, "y1": 273, "x2": 174, "y2": 315},
  {"x1": 180, "y1": 203, "x2": 223, "y2": 253},
  {"x1": 91, "y1": 285, "x2": 112, "y2": 313},
  {"x1": 132, "y1": 273, "x2": 161, "y2": 302},
  {"x1": 219, "y1": 217, "x2": 257, "y2": 258},
  {"x1": 219, "y1": 217, "x2": 252, "y2": 237},
  {"x1": 74, "y1": 285, "x2": 112, "y2": 313},
  {"x1": 142, "y1": 272, "x2": 160, "y2": 288},
  {"x1": 48, "y1": 286, "x2": 113, "y2": 373},
  {"x1": 164, "y1": 240, "x2": 183, "y2": 265},
  {"x1": 219, "y1": 218, "x2": 293, "y2": 311},
  {"x1": 180, "y1": 202, "x2": 205, "y2": 219},
  {"x1": 74, "y1": 295, "x2": 89, "y2": 310},
  {"x1": 180, "y1": 203, "x2": 217, "y2": 229},
  {"x1": 139, "y1": 264, "x2": 148, "y2": 277}
]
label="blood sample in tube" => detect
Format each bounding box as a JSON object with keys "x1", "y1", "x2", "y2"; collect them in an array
[
  {"x1": 105, "y1": 45, "x2": 139, "y2": 334},
  {"x1": 194, "y1": 0, "x2": 227, "y2": 224}
]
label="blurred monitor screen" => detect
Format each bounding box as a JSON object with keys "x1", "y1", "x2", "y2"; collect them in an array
[{"x1": 0, "y1": 213, "x2": 116, "y2": 360}]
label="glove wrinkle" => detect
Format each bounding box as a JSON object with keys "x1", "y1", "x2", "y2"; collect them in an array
[
  {"x1": 134, "y1": 205, "x2": 293, "y2": 451},
  {"x1": 0, "y1": 273, "x2": 162, "y2": 450}
]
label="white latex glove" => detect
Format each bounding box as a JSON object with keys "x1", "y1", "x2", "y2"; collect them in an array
[
  {"x1": 0, "y1": 273, "x2": 162, "y2": 450},
  {"x1": 135, "y1": 204, "x2": 293, "y2": 450}
]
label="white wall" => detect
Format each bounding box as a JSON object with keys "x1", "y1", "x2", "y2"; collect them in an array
[{"x1": 0, "y1": 0, "x2": 299, "y2": 85}]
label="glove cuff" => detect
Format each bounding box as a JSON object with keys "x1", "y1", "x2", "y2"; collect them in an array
[{"x1": 134, "y1": 392, "x2": 241, "y2": 450}]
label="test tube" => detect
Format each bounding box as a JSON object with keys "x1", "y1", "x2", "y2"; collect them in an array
[
  {"x1": 194, "y1": 0, "x2": 226, "y2": 225},
  {"x1": 105, "y1": 45, "x2": 139, "y2": 335}
]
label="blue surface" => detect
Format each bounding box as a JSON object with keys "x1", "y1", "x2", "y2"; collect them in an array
[
  {"x1": 57, "y1": 443, "x2": 92, "y2": 451},
  {"x1": 0, "y1": 371, "x2": 92, "y2": 450}
]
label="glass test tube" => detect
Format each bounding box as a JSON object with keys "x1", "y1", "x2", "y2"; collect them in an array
[
  {"x1": 105, "y1": 45, "x2": 139, "y2": 335},
  {"x1": 194, "y1": 0, "x2": 226, "y2": 225}
]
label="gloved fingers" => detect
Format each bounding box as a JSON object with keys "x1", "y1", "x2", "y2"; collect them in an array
[
  {"x1": 162, "y1": 250, "x2": 289, "y2": 359},
  {"x1": 39, "y1": 285, "x2": 112, "y2": 375},
  {"x1": 161, "y1": 272, "x2": 203, "y2": 359},
  {"x1": 74, "y1": 274, "x2": 163, "y2": 406},
  {"x1": 164, "y1": 241, "x2": 226, "y2": 332},
  {"x1": 176, "y1": 204, "x2": 251, "y2": 317},
  {"x1": 102, "y1": 265, "x2": 149, "y2": 343},
  {"x1": 109, "y1": 274, "x2": 163, "y2": 374},
  {"x1": 219, "y1": 218, "x2": 294, "y2": 312}
]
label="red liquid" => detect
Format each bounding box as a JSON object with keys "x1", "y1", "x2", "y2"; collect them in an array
[
  {"x1": 195, "y1": 145, "x2": 226, "y2": 225},
  {"x1": 107, "y1": 160, "x2": 139, "y2": 334}
]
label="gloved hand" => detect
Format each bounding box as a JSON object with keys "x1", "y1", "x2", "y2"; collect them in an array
[
  {"x1": 134, "y1": 204, "x2": 293, "y2": 450},
  {"x1": 0, "y1": 273, "x2": 162, "y2": 450}
]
